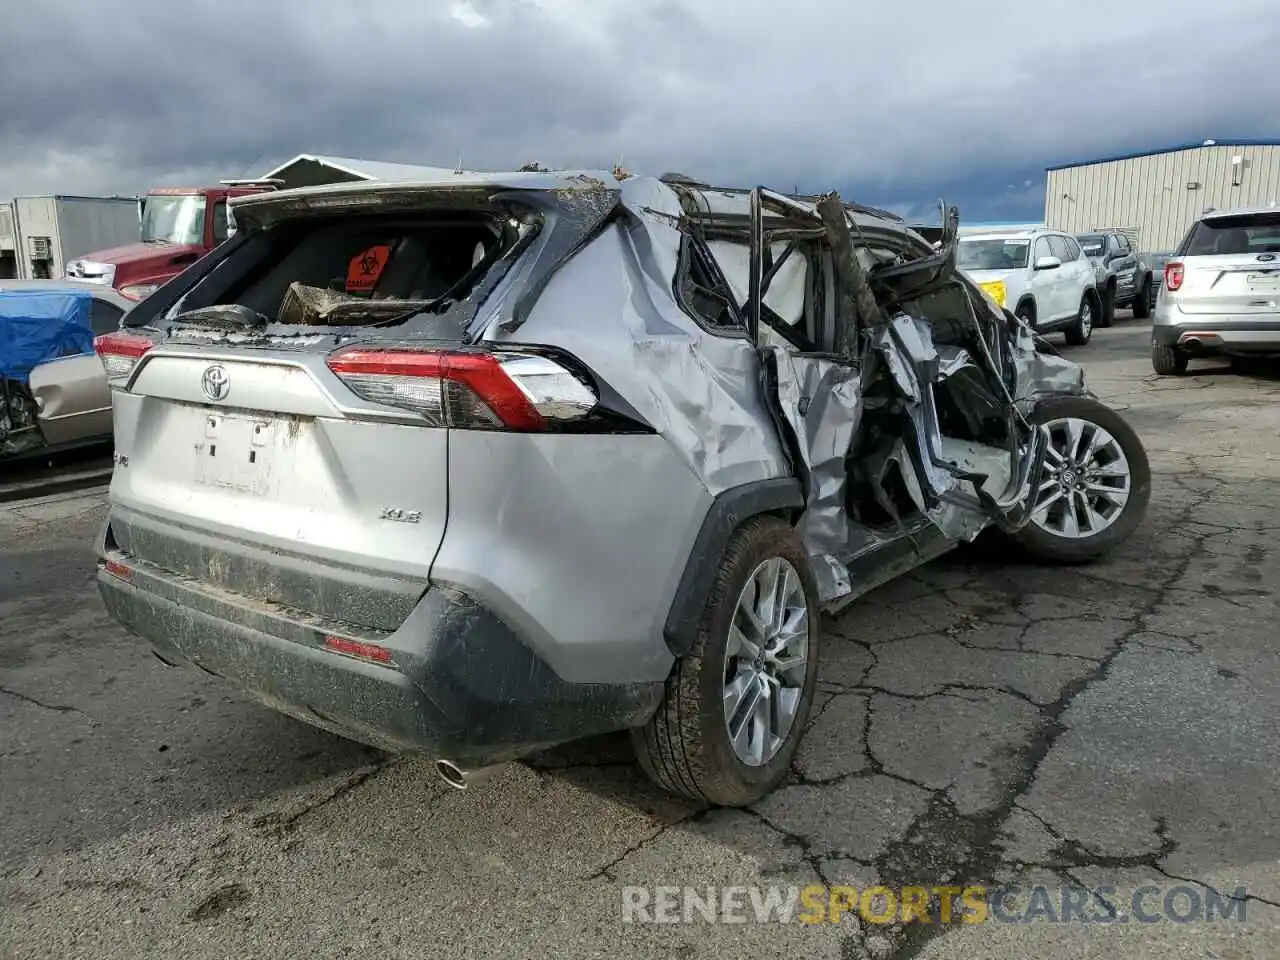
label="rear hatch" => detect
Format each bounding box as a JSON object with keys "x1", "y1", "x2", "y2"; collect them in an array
[
  {"x1": 1171, "y1": 211, "x2": 1280, "y2": 316},
  {"x1": 96, "y1": 175, "x2": 621, "y2": 632}
]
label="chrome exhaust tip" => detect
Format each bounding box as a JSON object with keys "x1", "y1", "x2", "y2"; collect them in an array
[
  {"x1": 435, "y1": 759, "x2": 501, "y2": 791},
  {"x1": 1177, "y1": 332, "x2": 1221, "y2": 356}
]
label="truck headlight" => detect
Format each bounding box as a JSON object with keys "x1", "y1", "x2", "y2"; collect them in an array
[{"x1": 65, "y1": 260, "x2": 115, "y2": 285}]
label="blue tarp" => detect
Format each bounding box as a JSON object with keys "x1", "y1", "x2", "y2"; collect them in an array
[{"x1": 0, "y1": 291, "x2": 95, "y2": 384}]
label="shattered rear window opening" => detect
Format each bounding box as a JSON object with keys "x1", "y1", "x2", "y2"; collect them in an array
[{"x1": 145, "y1": 207, "x2": 533, "y2": 333}]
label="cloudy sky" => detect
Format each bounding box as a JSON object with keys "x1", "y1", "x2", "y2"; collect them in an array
[{"x1": 1, "y1": 0, "x2": 1276, "y2": 222}]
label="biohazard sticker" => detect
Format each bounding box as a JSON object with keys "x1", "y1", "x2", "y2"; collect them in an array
[{"x1": 346, "y1": 245, "x2": 391, "y2": 293}]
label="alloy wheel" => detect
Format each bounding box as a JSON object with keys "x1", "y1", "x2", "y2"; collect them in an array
[
  {"x1": 722, "y1": 557, "x2": 810, "y2": 767},
  {"x1": 1029, "y1": 417, "x2": 1132, "y2": 539}
]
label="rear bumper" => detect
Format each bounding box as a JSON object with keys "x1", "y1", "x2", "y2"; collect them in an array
[
  {"x1": 1151, "y1": 317, "x2": 1280, "y2": 353},
  {"x1": 97, "y1": 551, "x2": 664, "y2": 766}
]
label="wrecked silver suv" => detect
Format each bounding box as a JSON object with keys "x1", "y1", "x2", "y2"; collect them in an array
[{"x1": 93, "y1": 171, "x2": 1150, "y2": 807}]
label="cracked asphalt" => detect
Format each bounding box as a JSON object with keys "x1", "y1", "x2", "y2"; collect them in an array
[{"x1": 2, "y1": 317, "x2": 1279, "y2": 959}]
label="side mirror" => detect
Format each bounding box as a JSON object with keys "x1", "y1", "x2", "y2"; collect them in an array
[{"x1": 1034, "y1": 256, "x2": 1062, "y2": 271}]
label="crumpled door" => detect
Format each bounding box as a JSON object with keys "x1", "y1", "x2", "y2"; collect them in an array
[
  {"x1": 745, "y1": 188, "x2": 865, "y2": 603},
  {"x1": 747, "y1": 188, "x2": 1050, "y2": 605}
]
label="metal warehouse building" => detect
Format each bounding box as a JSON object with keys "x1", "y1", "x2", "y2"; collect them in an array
[{"x1": 1044, "y1": 139, "x2": 1280, "y2": 252}]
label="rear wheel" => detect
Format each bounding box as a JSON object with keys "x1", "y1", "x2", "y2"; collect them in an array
[
  {"x1": 1151, "y1": 341, "x2": 1189, "y2": 375},
  {"x1": 1132, "y1": 277, "x2": 1153, "y2": 319},
  {"x1": 1011, "y1": 396, "x2": 1151, "y2": 564},
  {"x1": 1063, "y1": 293, "x2": 1096, "y2": 346},
  {"x1": 632, "y1": 516, "x2": 820, "y2": 806}
]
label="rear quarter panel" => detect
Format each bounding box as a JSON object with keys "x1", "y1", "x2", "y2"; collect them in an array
[{"x1": 448, "y1": 215, "x2": 794, "y2": 684}]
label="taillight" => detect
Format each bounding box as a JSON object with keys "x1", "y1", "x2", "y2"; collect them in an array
[
  {"x1": 1164, "y1": 261, "x2": 1184, "y2": 292},
  {"x1": 325, "y1": 347, "x2": 598, "y2": 431},
  {"x1": 94, "y1": 331, "x2": 155, "y2": 383},
  {"x1": 101, "y1": 559, "x2": 132, "y2": 581},
  {"x1": 324, "y1": 634, "x2": 394, "y2": 665}
]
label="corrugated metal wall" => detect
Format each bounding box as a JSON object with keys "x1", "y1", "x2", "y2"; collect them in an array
[{"x1": 1044, "y1": 144, "x2": 1280, "y2": 252}]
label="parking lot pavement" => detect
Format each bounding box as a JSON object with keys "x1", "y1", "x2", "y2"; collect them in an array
[{"x1": 2, "y1": 318, "x2": 1278, "y2": 959}]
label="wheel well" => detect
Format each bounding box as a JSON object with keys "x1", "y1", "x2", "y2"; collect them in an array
[
  {"x1": 663, "y1": 477, "x2": 805, "y2": 657},
  {"x1": 1015, "y1": 296, "x2": 1036, "y2": 320},
  {"x1": 1105, "y1": 277, "x2": 1116, "y2": 290},
  {"x1": 1085, "y1": 287, "x2": 1102, "y2": 309}
]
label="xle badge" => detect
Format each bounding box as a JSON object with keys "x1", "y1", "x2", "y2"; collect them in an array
[{"x1": 380, "y1": 507, "x2": 422, "y2": 524}]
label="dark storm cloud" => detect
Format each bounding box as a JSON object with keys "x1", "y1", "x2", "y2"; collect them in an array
[{"x1": 0, "y1": 0, "x2": 1277, "y2": 215}]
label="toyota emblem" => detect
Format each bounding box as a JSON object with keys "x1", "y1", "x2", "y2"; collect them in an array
[{"x1": 201, "y1": 365, "x2": 230, "y2": 402}]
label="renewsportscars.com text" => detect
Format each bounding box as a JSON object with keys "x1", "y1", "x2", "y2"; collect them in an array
[{"x1": 621, "y1": 883, "x2": 1249, "y2": 925}]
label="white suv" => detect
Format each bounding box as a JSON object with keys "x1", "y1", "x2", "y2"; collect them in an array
[
  {"x1": 1151, "y1": 205, "x2": 1280, "y2": 375},
  {"x1": 958, "y1": 230, "x2": 1103, "y2": 345}
]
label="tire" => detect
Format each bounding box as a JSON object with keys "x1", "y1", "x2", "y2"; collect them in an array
[
  {"x1": 1010, "y1": 396, "x2": 1151, "y2": 564},
  {"x1": 1151, "y1": 341, "x2": 1188, "y2": 375},
  {"x1": 1063, "y1": 293, "x2": 1096, "y2": 346},
  {"x1": 1132, "y1": 276, "x2": 1152, "y2": 319},
  {"x1": 632, "y1": 516, "x2": 820, "y2": 806},
  {"x1": 1096, "y1": 284, "x2": 1114, "y2": 328}
]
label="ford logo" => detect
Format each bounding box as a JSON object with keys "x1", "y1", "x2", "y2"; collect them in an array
[{"x1": 201, "y1": 365, "x2": 230, "y2": 402}]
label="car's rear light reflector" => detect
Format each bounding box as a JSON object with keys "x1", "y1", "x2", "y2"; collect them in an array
[
  {"x1": 94, "y1": 331, "x2": 155, "y2": 383},
  {"x1": 1164, "y1": 261, "x2": 1184, "y2": 292},
  {"x1": 101, "y1": 559, "x2": 132, "y2": 581},
  {"x1": 324, "y1": 635, "x2": 394, "y2": 664},
  {"x1": 326, "y1": 347, "x2": 597, "y2": 431}
]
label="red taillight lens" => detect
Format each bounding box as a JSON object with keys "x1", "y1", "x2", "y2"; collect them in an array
[
  {"x1": 1164, "y1": 261, "x2": 1184, "y2": 292},
  {"x1": 101, "y1": 559, "x2": 132, "y2": 581},
  {"x1": 324, "y1": 635, "x2": 394, "y2": 664},
  {"x1": 325, "y1": 347, "x2": 597, "y2": 431},
  {"x1": 94, "y1": 331, "x2": 155, "y2": 383}
]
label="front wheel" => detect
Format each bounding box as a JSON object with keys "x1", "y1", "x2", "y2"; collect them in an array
[
  {"x1": 632, "y1": 516, "x2": 820, "y2": 806},
  {"x1": 1063, "y1": 293, "x2": 1096, "y2": 346},
  {"x1": 1010, "y1": 396, "x2": 1151, "y2": 564},
  {"x1": 1096, "y1": 285, "x2": 1115, "y2": 328}
]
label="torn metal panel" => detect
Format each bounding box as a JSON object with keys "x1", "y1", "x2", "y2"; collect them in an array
[
  {"x1": 766, "y1": 346, "x2": 861, "y2": 601},
  {"x1": 477, "y1": 191, "x2": 792, "y2": 496},
  {"x1": 868, "y1": 311, "x2": 1045, "y2": 542},
  {"x1": 1009, "y1": 320, "x2": 1087, "y2": 406},
  {"x1": 876, "y1": 312, "x2": 940, "y2": 403},
  {"x1": 936, "y1": 344, "x2": 974, "y2": 379}
]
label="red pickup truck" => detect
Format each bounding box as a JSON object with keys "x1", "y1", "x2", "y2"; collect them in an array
[{"x1": 65, "y1": 185, "x2": 268, "y2": 301}]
